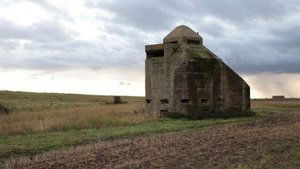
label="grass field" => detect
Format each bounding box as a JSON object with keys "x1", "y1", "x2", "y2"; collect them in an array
[
  {"x1": 0, "y1": 91, "x2": 147, "y2": 135},
  {"x1": 0, "y1": 91, "x2": 299, "y2": 169}
]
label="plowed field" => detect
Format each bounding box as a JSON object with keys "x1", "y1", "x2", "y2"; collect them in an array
[{"x1": 4, "y1": 110, "x2": 300, "y2": 169}]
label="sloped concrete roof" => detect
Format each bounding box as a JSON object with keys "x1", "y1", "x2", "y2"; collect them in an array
[{"x1": 163, "y1": 25, "x2": 202, "y2": 43}]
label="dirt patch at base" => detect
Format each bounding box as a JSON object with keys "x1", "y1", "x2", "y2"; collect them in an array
[{"x1": 4, "y1": 111, "x2": 300, "y2": 169}]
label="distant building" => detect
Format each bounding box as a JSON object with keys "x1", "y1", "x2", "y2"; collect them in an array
[
  {"x1": 272, "y1": 95, "x2": 285, "y2": 100},
  {"x1": 145, "y1": 25, "x2": 251, "y2": 119}
]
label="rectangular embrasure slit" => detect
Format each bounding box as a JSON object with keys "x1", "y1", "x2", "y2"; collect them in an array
[
  {"x1": 146, "y1": 49, "x2": 164, "y2": 59},
  {"x1": 201, "y1": 99, "x2": 209, "y2": 103},
  {"x1": 160, "y1": 109, "x2": 169, "y2": 114},
  {"x1": 160, "y1": 99, "x2": 169, "y2": 104},
  {"x1": 180, "y1": 99, "x2": 190, "y2": 104}
]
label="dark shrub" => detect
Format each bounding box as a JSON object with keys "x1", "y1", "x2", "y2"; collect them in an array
[
  {"x1": 113, "y1": 96, "x2": 122, "y2": 104},
  {"x1": 0, "y1": 104, "x2": 9, "y2": 115}
]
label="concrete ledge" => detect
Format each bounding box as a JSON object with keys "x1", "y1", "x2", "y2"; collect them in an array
[{"x1": 145, "y1": 44, "x2": 165, "y2": 51}]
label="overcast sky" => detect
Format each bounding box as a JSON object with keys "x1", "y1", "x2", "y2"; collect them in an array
[{"x1": 0, "y1": 0, "x2": 299, "y2": 97}]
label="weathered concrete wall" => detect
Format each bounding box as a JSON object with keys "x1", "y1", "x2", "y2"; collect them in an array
[
  {"x1": 145, "y1": 57, "x2": 165, "y2": 116},
  {"x1": 222, "y1": 63, "x2": 251, "y2": 116},
  {"x1": 145, "y1": 25, "x2": 251, "y2": 119}
]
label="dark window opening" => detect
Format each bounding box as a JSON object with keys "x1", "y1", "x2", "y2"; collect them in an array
[
  {"x1": 146, "y1": 99, "x2": 151, "y2": 104},
  {"x1": 217, "y1": 99, "x2": 223, "y2": 103},
  {"x1": 159, "y1": 110, "x2": 170, "y2": 118},
  {"x1": 160, "y1": 109, "x2": 169, "y2": 114},
  {"x1": 160, "y1": 99, "x2": 169, "y2": 104},
  {"x1": 187, "y1": 40, "x2": 201, "y2": 45},
  {"x1": 146, "y1": 49, "x2": 164, "y2": 59},
  {"x1": 167, "y1": 41, "x2": 178, "y2": 44},
  {"x1": 180, "y1": 99, "x2": 190, "y2": 104},
  {"x1": 201, "y1": 99, "x2": 209, "y2": 103}
]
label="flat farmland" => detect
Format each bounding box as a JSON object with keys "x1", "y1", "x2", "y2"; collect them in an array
[{"x1": 0, "y1": 91, "x2": 299, "y2": 169}]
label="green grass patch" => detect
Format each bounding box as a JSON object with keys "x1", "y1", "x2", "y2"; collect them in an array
[
  {"x1": 0, "y1": 110, "x2": 270, "y2": 159},
  {"x1": 250, "y1": 146, "x2": 300, "y2": 169},
  {"x1": 232, "y1": 137, "x2": 300, "y2": 169},
  {"x1": 277, "y1": 146, "x2": 300, "y2": 169},
  {"x1": 0, "y1": 90, "x2": 144, "y2": 112}
]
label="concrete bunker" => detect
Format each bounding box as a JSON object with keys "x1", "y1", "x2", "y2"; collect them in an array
[{"x1": 145, "y1": 25, "x2": 251, "y2": 119}]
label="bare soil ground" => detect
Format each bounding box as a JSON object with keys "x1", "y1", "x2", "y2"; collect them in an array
[{"x1": 3, "y1": 109, "x2": 300, "y2": 169}]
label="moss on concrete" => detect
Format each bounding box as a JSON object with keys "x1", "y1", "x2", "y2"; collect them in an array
[{"x1": 186, "y1": 45, "x2": 212, "y2": 59}]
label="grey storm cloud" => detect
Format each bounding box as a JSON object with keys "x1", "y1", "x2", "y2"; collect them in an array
[
  {"x1": 86, "y1": 0, "x2": 300, "y2": 74},
  {"x1": 86, "y1": 0, "x2": 176, "y2": 31},
  {"x1": 0, "y1": 19, "x2": 77, "y2": 43},
  {"x1": 0, "y1": 18, "x2": 140, "y2": 70},
  {"x1": 87, "y1": 0, "x2": 299, "y2": 31},
  {"x1": 0, "y1": 0, "x2": 300, "y2": 74}
]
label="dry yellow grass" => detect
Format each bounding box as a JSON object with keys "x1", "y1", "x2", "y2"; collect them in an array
[
  {"x1": 1, "y1": 91, "x2": 298, "y2": 136},
  {"x1": 251, "y1": 99, "x2": 300, "y2": 109},
  {"x1": 0, "y1": 103, "x2": 154, "y2": 135}
]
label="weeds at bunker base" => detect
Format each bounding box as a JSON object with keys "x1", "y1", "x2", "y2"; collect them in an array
[{"x1": 145, "y1": 25, "x2": 251, "y2": 119}]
